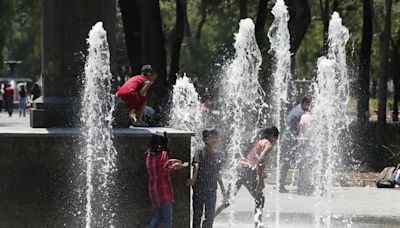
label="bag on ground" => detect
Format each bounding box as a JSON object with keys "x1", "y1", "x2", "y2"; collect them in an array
[{"x1": 376, "y1": 166, "x2": 397, "y2": 188}]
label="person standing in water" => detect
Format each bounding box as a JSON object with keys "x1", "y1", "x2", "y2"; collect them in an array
[
  {"x1": 186, "y1": 129, "x2": 225, "y2": 228},
  {"x1": 215, "y1": 126, "x2": 279, "y2": 228},
  {"x1": 278, "y1": 97, "x2": 310, "y2": 193},
  {"x1": 116, "y1": 65, "x2": 157, "y2": 126}
]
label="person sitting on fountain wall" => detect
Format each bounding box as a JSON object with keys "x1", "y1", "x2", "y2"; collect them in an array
[
  {"x1": 186, "y1": 129, "x2": 225, "y2": 228},
  {"x1": 146, "y1": 132, "x2": 186, "y2": 228},
  {"x1": 278, "y1": 97, "x2": 311, "y2": 193},
  {"x1": 116, "y1": 64, "x2": 157, "y2": 126},
  {"x1": 214, "y1": 126, "x2": 279, "y2": 228}
]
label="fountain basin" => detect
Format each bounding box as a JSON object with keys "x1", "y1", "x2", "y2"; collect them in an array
[{"x1": 0, "y1": 126, "x2": 191, "y2": 227}]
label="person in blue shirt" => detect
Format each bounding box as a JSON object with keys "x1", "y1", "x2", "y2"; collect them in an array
[{"x1": 278, "y1": 97, "x2": 311, "y2": 193}]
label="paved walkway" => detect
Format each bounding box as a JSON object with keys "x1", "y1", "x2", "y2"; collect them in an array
[
  {"x1": 0, "y1": 112, "x2": 192, "y2": 136},
  {"x1": 214, "y1": 185, "x2": 400, "y2": 228}
]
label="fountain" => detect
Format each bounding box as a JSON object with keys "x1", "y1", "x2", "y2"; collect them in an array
[
  {"x1": 80, "y1": 22, "x2": 117, "y2": 228},
  {"x1": 267, "y1": 0, "x2": 293, "y2": 226},
  {"x1": 217, "y1": 18, "x2": 267, "y2": 226},
  {"x1": 306, "y1": 12, "x2": 351, "y2": 227},
  {"x1": 168, "y1": 74, "x2": 204, "y2": 151}
]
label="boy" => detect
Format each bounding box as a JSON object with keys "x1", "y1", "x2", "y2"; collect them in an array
[
  {"x1": 186, "y1": 129, "x2": 224, "y2": 228},
  {"x1": 116, "y1": 65, "x2": 157, "y2": 126}
]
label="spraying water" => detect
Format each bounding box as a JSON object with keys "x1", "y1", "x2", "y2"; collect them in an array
[
  {"x1": 80, "y1": 22, "x2": 117, "y2": 228},
  {"x1": 169, "y1": 74, "x2": 204, "y2": 151},
  {"x1": 218, "y1": 18, "x2": 266, "y2": 227},
  {"x1": 307, "y1": 12, "x2": 351, "y2": 227},
  {"x1": 267, "y1": 0, "x2": 292, "y2": 226}
]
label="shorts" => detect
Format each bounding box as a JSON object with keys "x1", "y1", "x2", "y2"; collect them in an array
[{"x1": 117, "y1": 91, "x2": 146, "y2": 111}]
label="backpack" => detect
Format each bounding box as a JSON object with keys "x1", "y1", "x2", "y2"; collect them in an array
[{"x1": 376, "y1": 165, "x2": 399, "y2": 188}]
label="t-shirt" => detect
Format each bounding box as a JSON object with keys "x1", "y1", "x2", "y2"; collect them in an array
[
  {"x1": 116, "y1": 75, "x2": 148, "y2": 97},
  {"x1": 192, "y1": 148, "x2": 223, "y2": 191},
  {"x1": 5, "y1": 87, "x2": 14, "y2": 97},
  {"x1": 299, "y1": 112, "x2": 313, "y2": 138},
  {"x1": 146, "y1": 151, "x2": 174, "y2": 208},
  {"x1": 286, "y1": 104, "x2": 304, "y2": 134},
  {"x1": 238, "y1": 139, "x2": 269, "y2": 170}
]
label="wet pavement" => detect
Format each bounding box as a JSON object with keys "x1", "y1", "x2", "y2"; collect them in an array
[{"x1": 214, "y1": 185, "x2": 400, "y2": 227}]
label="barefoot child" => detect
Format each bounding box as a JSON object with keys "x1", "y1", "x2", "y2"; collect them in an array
[
  {"x1": 146, "y1": 132, "x2": 185, "y2": 228},
  {"x1": 186, "y1": 129, "x2": 225, "y2": 228},
  {"x1": 116, "y1": 65, "x2": 157, "y2": 126}
]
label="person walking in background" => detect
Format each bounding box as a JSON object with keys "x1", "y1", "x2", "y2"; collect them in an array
[
  {"x1": 19, "y1": 85, "x2": 27, "y2": 117},
  {"x1": 186, "y1": 129, "x2": 225, "y2": 228},
  {"x1": 116, "y1": 65, "x2": 157, "y2": 127},
  {"x1": 0, "y1": 86, "x2": 4, "y2": 112},
  {"x1": 30, "y1": 83, "x2": 41, "y2": 101},
  {"x1": 4, "y1": 83, "x2": 14, "y2": 117},
  {"x1": 146, "y1": 132, "x2": 186, "y2": 228},
  {"x1": 215, "y1": 126, "x2": 279, "y2": 228},
  {"x1": 278, "y1": 97, "x2": 311, "y2": 193}
]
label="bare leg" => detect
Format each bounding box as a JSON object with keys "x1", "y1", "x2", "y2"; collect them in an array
[
  {"x1": 214, "y1": 202, "x2": 226, "y2": 218},
  {"x1": 129, "y1": 109, "x2": 138, "y2": 123}
]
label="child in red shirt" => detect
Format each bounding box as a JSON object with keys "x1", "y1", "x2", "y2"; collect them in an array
[
  {"x1": 116, "y1": 65, "x2": 157, "y2": 126},
  {"x1": 146, "y1": 132, "x2": 186, "y2": 228}
]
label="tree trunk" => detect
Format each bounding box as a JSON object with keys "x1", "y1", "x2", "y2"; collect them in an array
[
  {"x1": 168, "y1": 0, "x2": 185, "y2": 88},
  {"x1": 239, "y1": 0, "x2": 247, "y2": 19},
  {"x1": 391, "y1": 30, "x2": 400, "y2": 122},
  {"x1": 140, "y1": 0, "x2": 167, "y2": 105},
  {"x1": 119, "y1": 0, "x2": 142, "y2": 74},
  {"x1": 286, "y1": 0, "x2": 311, "y2": 55},
  {"x1": 255, "y1": 0, "x2": 268, "y2": 46},
  {"x1": 183, "y1": 0, "x2": 191, "y2": 37},
  {"x1": 378, "y1": 0, "x2": 392, "y2": 127},
  {"x1": 357, "y1": 0, "x2": 373, "y2": 124},
  {"x1": 372, "y1": 79, "x2": 377, "y2": 98},
  {"x1": 195, "y1": 6, "x2": 208, "y2": 40},
  {"x1": 319, "y1": 0, "x2": 330, "y2": 53}
]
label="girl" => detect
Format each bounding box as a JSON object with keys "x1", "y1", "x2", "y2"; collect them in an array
[
  {"x1": 214, "y1": 126, "x2": 279, "y2": 228},
  {"x1": 146, "y1": 132, "x2": 185, "y2": 228}
]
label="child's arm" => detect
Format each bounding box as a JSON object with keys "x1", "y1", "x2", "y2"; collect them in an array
[
  {"x1": 139, "y1": 80, "x2": 152, "y2": 96},
  {"x1": 186, "y1": 163, "x2": 199, "y2": 187},
  {"x1": 217, "y1": 174, "x2": 226, "y2": 197}
]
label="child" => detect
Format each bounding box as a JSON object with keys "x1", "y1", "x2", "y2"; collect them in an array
[
  {"x1": 186, "y1": 129, "x2": 225, "y2": 228},
  {"x1": 116, "y1": 65, "x2": 157, "y2": 126},
  {"x1": 214, "y1": 126, "x2": 279, "y2": 228},
  {"x1": 146, "y1": 132, "x2": 185, "y2": 228}
]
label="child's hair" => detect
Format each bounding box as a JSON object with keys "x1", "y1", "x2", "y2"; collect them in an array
[
  {"x1": 202, "y1": 129, "x2": 218, "y2": 138},
  {"x1": 259, "y1": 126, "x2": 279, "y2": 140},
  {"x1": 148, "y1": 132, "x2": 169, "y2": 154}
]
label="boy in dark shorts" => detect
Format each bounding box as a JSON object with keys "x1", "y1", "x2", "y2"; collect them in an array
[{"x1": 186, "y1": 129, "x2": 225, "y2": 228}]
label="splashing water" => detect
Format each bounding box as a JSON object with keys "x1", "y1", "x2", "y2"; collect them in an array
[
  {"x1": 267, "y1": 0, "x2": 292, "y2": 226},
  {"x1": 307, "y1": 12, "x2": 351, "y2": 228},
  {"x1": 169, "y1": 74, "x2": 204, "y2": 151},
  {"x1": 218, "y1": 18, "x2": 266, "y2": 227},
  {"x1": 80, "y1": 22, "x2": 117, "y2": 228}
]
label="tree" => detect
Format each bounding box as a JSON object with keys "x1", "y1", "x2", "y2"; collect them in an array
[
  {"x1": 118, "y1": 0, "x2": 142, "y2": 75},
  {"x1": 377, "y1": 0, "x2": 392, "y2": 127},
  {"x1": 168, "y1": 0, "x2": 185, "y2": 87},
  {"x1": 357, "y1": 0, "x2": 374, "y2": 124},
  {"x1": 239, "y1": 0, "x2": 248, "y2": 19},
  {"x1": 390, "y1": 27, "x2": 400, "y2": 122},
  {"x1": 119, "y1": 0, "x2": 167, "y2": 105}
]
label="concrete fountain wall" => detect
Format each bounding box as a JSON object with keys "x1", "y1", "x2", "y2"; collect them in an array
[{"x1": 0, "y1": 127, "x2": 191, "y2": 227}]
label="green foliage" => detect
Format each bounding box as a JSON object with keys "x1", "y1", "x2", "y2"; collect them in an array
[{"x1": 0, "y1": 0, "x2": 41, "y2": 80}]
